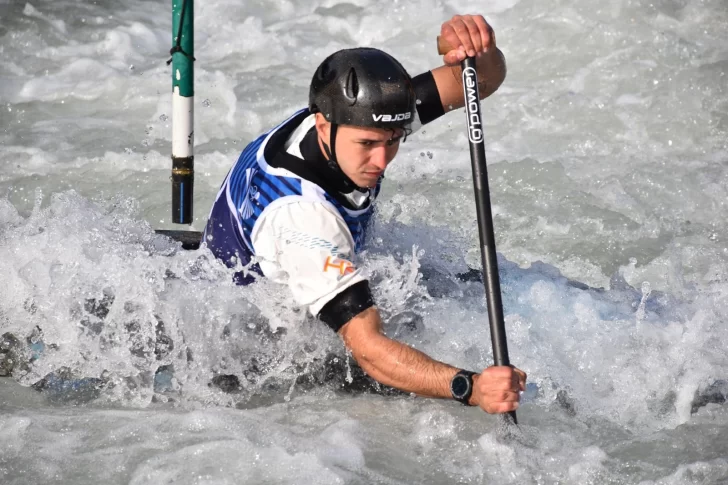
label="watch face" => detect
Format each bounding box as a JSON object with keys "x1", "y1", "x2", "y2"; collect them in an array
[{"x1": 451, "y1": 374, "x2": 471, "y2": 399}]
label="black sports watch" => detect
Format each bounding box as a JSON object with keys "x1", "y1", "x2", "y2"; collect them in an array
[{"x1": 450, "y1": 370, "x2": 476, "y2": 406}]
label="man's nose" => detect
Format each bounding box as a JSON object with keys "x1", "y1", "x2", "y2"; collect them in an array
[{"x1": 370, "y1": 147, "x2": 389, "y2": 170}]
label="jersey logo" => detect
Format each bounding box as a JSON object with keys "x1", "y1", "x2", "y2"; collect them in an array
[
  {"x1": 323, "y1": 256, "x2": 355, "y2": 276},
  {"x1": 238, "y1": 168, "x2": 259, "y2": 219}
]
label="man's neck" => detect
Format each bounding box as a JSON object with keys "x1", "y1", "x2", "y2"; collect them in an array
[{"x1": 300, "y1": 128, "x2": 362, "y2": 195}]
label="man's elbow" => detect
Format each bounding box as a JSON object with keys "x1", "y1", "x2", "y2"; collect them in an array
[
  {"x1": 480, "y1": 49, "x2": 506, "y2": 99},
  {"x1": 494, "y1": 50, "x2": 507, "y2": 90},
  {"x1": 338, "y1": 306, "x2": 385, "y2": 370}
]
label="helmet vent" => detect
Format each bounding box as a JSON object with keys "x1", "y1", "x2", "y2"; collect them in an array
[{"x1": 345, "y1": 68, "x2": 359, "y2": 105}]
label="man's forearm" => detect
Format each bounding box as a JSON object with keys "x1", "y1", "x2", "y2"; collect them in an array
[
  {"x1": 339, "y1": 307, "x2": 459, "y2": 399},
  {"x1": 357, "y1": 333, "x2": 460, "y2": 398}
]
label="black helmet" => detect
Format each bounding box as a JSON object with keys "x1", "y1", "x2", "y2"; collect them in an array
[{"x1": 309, "y1": 47, "x2": 416, "y2": 129}]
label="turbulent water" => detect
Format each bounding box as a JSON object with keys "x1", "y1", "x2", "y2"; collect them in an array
[{"x1": 1, "y1": 0, "x2": 728, "y2": 483}]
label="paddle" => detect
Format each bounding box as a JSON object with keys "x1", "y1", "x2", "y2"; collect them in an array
[{"x1": 437, "y1": 36, "x2": 517, "y2": 425}]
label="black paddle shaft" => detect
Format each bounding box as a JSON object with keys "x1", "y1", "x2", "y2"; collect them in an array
[{"x1": 460, "y1": 57, "x2": 517, "y2": 424}]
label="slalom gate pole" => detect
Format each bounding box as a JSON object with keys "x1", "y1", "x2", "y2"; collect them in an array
[{"x1": 170, "y1": 0, "x2": 194, "y2": 224}]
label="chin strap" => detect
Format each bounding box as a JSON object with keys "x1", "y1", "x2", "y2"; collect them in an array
[
  {"x1": 320, "y1": 122, "x2": 360, "y2": 192},
  {"x1": 321, "y1": 122, "x2": 339, "y2": 166}
]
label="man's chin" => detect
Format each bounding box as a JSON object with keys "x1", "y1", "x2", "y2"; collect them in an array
[{"x1": 357, "y1": 174, "x2": 381, "y2": 188}]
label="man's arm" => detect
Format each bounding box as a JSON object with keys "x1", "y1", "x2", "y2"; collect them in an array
[
  {"x1": 256, "y1": 201, "x2": 527, "y2": 412},
  {"x1": 337, "y1": 306, "x2": 527, "y2": 413},
  {"x1": 427, "y1": 15, "x2": 507, "y2": 112},
  {"x1": 338, "y1": 306, "x2": 458, "y2": 399}
]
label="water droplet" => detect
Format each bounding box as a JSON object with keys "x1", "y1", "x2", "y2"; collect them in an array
[
  {"x1": 202, "y1": 99, "x2": 212, "y2": 107},
  {"x1": 159, "y1": 114, "x2": 168, "y2": 122},
  {"x1": 129, "y1": 64, "x2": 134, "y2": 70}
]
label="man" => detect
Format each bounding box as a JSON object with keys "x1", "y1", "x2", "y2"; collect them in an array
[{"x1": 204, "y1": 15, "x2": 527, "y2": 414}]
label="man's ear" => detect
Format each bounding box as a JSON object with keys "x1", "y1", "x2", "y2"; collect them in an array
[{"x1": 314, "y1": 113, "x2": 329, "y2": 140}]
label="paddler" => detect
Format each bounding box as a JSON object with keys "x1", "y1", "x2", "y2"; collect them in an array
[{"x1": 204, "y1": 14, "x2": 527, "y2": 412}]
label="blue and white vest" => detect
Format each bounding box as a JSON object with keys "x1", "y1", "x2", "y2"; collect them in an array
[{"x1": 204, "y1": 109, "x2": 380, "y2": 283}]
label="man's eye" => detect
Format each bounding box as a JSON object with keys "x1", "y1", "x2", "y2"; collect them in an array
[
  {"x1": 386, "y1": 138, "x2": 402, "y2": 146},
  {"x1": 359, "y1": 141, "x2": 374, "y2": 147}
]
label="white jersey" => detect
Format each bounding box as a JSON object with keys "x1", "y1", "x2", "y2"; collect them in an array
[{"x1": 256, "y1": 113, "x2": 388, "y2": 315}]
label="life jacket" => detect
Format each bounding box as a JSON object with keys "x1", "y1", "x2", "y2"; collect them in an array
[{"x1": 203, "y1": 109, "x2": 380, "y2": 284}]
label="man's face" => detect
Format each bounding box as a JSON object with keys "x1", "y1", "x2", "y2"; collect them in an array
[{"x1": 315, "y1": 114, "x2": 404, "y2": 188}]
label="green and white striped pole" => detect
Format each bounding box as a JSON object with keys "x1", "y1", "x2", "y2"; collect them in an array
[{"x1": 170, "y1": 0, "x2": 194, "y2": 224}]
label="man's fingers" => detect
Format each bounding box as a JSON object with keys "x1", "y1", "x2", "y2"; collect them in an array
[
  {"x1": 474, "y1": 366, "x2": 527, "y2": 414},
  {"x1": 485, "y1": 390, "x2": 520, "y2": 403},
  {"x1": 442, "y1": 51, "x2": 460, "y2": 65},
  {"x1": 450, "y1": 16, "x2": 476, "y2": 57},
  {"x1": 444, "y1": 53, "x2": 457, "y2": 65},
  {"x1": 460, "y1": 16, "x2": 483, "y2": 53},
  {"x1": 512, "y1": 368, "x2": 527, "y2": 391},
  {"x1": 472, "y1": 15, "x2": 494, "y2": 50},
  {"x1": 484, "y1": 401, "x2": 519, "y2": 414},
  {"x1": 440, "y1": 23, "x2": 466, "y2": 65},
  {"x1": 476, "y1": 366, "x2": 527, "y2": 393},
  {"x1": 480, "y1": 366, "x2": 512, "y2": 378},
  {"x1": 440, "y1": 15, "x2": 496, "y2": 61},
  {"x1": 486, "y1": 366, "x2": 526, "y2": 389},
  {"x1": 440, "y1": 14, "x2": 497, "y2": 63},
  {"x1": 511, "y1": 373, "x2": 522, "y2": 391},
  {"x1": 474, "y1": 378, "x2": 521, "y2": 397}
]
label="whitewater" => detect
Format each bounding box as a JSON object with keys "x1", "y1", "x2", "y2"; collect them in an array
[{"x1": 1, "y1": 0, "x2": 727, "y2": 483}]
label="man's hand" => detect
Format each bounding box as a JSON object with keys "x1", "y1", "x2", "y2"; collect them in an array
[
  {"x1": 439, "y1": 14, "x2": 496, "y2": 65},
  {"x1": 429, "y1": 14, "x2": 506, "y2": 108},
  {"x1": 470, "y1": 366, "x2": 527, "y2": 413}
]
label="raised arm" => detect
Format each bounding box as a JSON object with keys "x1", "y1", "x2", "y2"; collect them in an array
[{"x1": 429, "y1": 15, "x2": 507, "y2": 111}]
